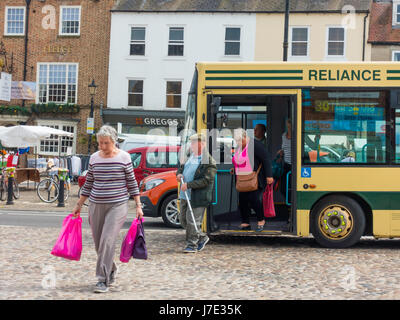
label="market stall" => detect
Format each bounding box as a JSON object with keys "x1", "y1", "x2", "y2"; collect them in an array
[{"x1": 0, "y1": 125, "x2": 74, "y2": 193}]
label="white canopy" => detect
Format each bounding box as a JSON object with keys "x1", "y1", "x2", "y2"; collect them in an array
[{"x1": 0, "y1": 125, "x2": 74, "y2": 148}]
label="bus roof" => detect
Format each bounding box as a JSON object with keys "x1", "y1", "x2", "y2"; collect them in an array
[{"x1": 195, "y1": 61, "x2": 400, "y2": 88}]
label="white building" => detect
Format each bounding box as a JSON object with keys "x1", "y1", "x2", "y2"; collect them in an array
[{"x1": 105, "y1": 4, "x2": 256, "y2": 135}]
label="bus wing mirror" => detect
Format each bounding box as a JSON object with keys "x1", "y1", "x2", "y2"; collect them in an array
[{"x1": 211, "y1": 97, "x2": 221, "y2": 114}]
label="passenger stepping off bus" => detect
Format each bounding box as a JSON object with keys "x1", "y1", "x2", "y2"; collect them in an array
[{"x1": 232, "y1": 128, "x2": 274, "y2": 232}]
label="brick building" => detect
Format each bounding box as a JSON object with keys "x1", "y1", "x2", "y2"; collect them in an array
[{"x1": 0, "y1": 0, "x2": 115, "y2": 156}]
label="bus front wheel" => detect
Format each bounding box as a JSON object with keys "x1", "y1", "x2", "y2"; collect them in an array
[{"x1": 311, "y1": 196, "x2": 366, "y2": 248}]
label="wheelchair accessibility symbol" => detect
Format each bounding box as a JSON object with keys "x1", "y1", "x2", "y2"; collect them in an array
[{"x1": 301, "y1": 168, "x2": 311, "y2": 178}]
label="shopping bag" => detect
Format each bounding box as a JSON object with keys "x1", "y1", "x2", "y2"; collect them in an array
[
  {"x1": 120, "y1": 218, "x2": 142, "y2": 263},
  {"x1": 132, "y1": 219, "x2": 147, "y2": 260},
  {"x1": 51, "y1": 214, "x2": 82, "y2": 261},
  {"x1": 263, "y1": 184, "x2": 276, "y2": 218}
]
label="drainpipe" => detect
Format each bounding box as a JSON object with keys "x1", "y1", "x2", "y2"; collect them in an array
[
  {"x1": 22, "y1": 0, "x2": 31, "y2": 108},
  {"x1": 362, "y1": 11, "x2": 369, "y2": 61},
  {"x1": 283, "y1": 0, "x2": 290, "y2": 61}
]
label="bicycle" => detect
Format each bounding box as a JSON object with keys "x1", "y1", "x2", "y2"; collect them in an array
[
  {"x1": 36, "y1": 166, "x2": 70, "y2": 203},
  {"x1": 0, "y1": 167, "x2": 20, "y2": 201}
]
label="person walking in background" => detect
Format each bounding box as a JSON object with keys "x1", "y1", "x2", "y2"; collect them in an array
[
  {"x1": 72, "y1": 125, "x2": 143, "y2": 293},
  {"x1": 176, "y1": 133, "x2": 217, "y2": 253},
  {"x1": 233, "y1": 128, "x2": 273, "y2": 232}
]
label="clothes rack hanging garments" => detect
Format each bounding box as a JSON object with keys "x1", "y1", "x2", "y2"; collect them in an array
[
  {"x1": 80, "y1": 156, "x2": 90, "y2": 172},
  {"x1": 71, "y1": 155, "x2": 82, "y2": 176},
  {"x1": 67, "y1": 157, "x2": 72, "y2": 177},
  {"x1": 53, "y1": 157, "x2": 60, "y2": 168}
]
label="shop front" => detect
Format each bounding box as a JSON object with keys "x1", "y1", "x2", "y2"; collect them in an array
[{"x1": 101, "y1": 109, "x2": 185, "y2": 135}]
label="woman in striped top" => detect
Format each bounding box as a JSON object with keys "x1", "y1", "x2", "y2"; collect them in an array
[
  {"x1": 278, "y1": 119, "x2": 292, "y2": 201},
  {"x1": 73, "y1": 125, "x2": 142, "y2": 293}
]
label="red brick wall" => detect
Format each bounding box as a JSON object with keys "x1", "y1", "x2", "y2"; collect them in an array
[{"x1": 0, "y1": 0, "x2": 115, "y2": 154}]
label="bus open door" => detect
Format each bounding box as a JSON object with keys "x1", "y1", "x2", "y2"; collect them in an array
[{"x1": 204, "y1": 92, "x2": 298, "y2": 235}]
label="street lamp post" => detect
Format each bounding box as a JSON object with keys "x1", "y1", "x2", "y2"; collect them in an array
[
  {"x1": 283, "y1": 0, "x2": 290, "y2": 61},
  {"x1": 87, "y1": 79, "x2": 97, "y2": 155}
]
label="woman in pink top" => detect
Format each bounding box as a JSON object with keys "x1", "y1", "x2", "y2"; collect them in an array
[
  {"x1": 232, "y1": 128, "x2": 274, "y2": 231},
  {"x1": 232, "y1": 140, "x2": 253, "y2": 175}
]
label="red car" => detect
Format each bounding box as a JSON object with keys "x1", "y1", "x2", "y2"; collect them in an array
[{"x1": 78, "y1": 145, "x2": 180, "y2": 195}]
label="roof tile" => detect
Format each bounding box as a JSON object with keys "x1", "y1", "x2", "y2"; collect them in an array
[
  {"x1": 113, "y1": 0, "x2": 371, "y2": 12},
  {"x1": 368, "y1": 2, "x2": 400, "y2": 43}
]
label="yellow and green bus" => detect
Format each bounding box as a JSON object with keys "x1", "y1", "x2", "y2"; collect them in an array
[{"x1": 180, "y1": 61, "x2": 400, "y2": 248}]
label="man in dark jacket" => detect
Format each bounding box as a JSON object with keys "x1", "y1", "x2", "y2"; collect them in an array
[{"x1": 176, "y1": 133, "x2": 217, "y2": 253}]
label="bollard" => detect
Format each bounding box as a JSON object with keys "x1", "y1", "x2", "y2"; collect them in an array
[
  {"x1": 6, "y1": 167, "x2": 15, "y2": 205},
  {"x1": 57, "y1": 168, "x2": 69, "y2": 207}
]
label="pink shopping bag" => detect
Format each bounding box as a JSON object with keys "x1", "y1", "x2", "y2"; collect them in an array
[
  {"x1": 263, "y1": 184, "x2": 276, "y2": 218},
  {"x1": 51, "y1": 214, "x2": 82, "y2": 261},
  {"x1": 120, "y1": 218, "x2": 144, "y2": 263}
]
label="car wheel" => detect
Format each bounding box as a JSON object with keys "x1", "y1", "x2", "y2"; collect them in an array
[
  {"x1": 311, "y1": 195, "x2": 366, "y2": 248},
  {"x1": 161, "y1": 194, "x2": 181, "y2": 228}
]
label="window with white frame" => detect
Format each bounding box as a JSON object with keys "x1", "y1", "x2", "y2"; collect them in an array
[
  {"x1": 393, "y1": 1, "x2": 400, "y2": 25},
  {"x1": 128, "y1": 80, "x2": 144, "y2": 107},
  {"x1": 130, "y1": 27, "x2": 146, "y2": 55},
  {"x1": 166, "y1": 81, "x2": 182, "y2": 108},
  {"x1": 38, "y1": 122, "x2": 76, "y2": 156},
  {"x1": 5, "y1": 7, "x2": 26, "y2": 36},
  {"x1": 290, "y1": 27, "x2": 309, "y2": 58},
  {"x1": 224, "y1": 27, "x2": 241, "y2": 56},
  {"x1": 393, "y1": 51, "x2": 400, "y2": 61},
  {"x1": 38, "y1": 63, "x2": 78, "y2": 104},
  {"x1": 327, "y1": 27, "x2": 345, "y2": 57},
  {"x1": 59, "y1": 6, "x2": 81, "y2": 35},
  {"x1": 60, "y1": 125, "x2": 75, "y2": 154},
  {"x1": 168, "y1": 27, "x2": 184, "y2": 56}
]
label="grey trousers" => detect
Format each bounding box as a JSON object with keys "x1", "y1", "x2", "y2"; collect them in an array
[
  {"x1": 88, "y1": 200, "x2": 128, "y2": 285},
  {"x1": 179, "y1": 199, "x2": 208, "y2": 249}
]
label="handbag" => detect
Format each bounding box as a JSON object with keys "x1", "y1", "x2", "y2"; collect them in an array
[
  {"x1": 132, "y1": 219, "x2": 148, "y2": 260},
  {"x1": 235, "y1": 164, "x2": 261, "y2": 192}
]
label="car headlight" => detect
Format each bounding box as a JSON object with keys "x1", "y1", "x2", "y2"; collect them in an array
[{"x1": 144, "y1": 179, "x2": 165, "y2": 191}]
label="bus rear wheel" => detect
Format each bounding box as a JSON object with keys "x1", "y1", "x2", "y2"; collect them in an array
[{"x1": 311, "y1": 196, "x2": 365, "y2": 248}]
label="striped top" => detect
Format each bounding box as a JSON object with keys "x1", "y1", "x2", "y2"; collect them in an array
[
  {"x1": 80, "y1": 150, "x2": 140, "y2": 203},
  {"x1": 282, "y1": 133, "x2": 292, "y2": 165}
]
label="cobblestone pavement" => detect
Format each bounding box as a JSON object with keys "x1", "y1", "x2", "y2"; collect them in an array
[{"x1": 1, "y1": 222, "x2": 400, "y2": 300}]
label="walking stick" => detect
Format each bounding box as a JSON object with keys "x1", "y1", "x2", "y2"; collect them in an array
[{"x1": 180, "y1": 177, "x2": 199, "y2": 233}]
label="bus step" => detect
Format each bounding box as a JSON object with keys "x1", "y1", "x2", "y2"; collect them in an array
[{"x1": 216, "y1": 230, "x2": 283, "y2": 236}]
